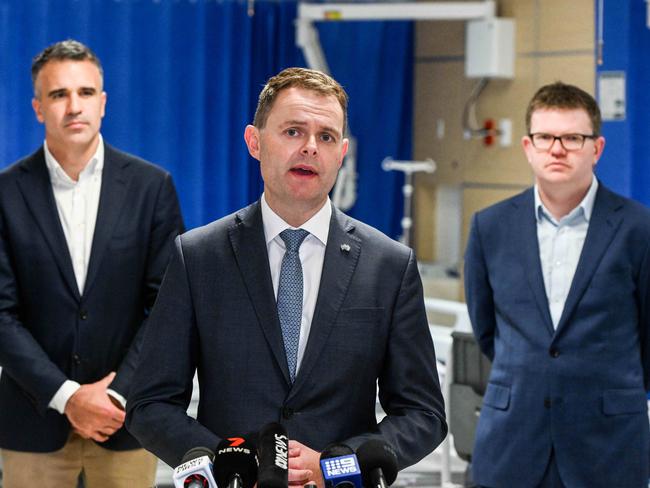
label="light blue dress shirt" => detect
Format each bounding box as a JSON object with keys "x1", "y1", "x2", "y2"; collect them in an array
[{"x1": 535, "y1": 177, "x2": 598, "y2": 328}]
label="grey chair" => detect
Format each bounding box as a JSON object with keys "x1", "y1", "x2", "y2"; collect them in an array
[{"x1": 448, "y1": 331, "x2": 491, "y2": 462}]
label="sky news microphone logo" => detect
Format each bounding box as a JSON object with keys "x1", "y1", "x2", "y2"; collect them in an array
[{"x1": 322, "y1": 454, "x2": 361, "y2": 477}]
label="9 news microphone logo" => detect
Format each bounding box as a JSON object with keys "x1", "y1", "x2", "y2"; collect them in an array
[{"x1": 323, "y1": 455, "x2": 361, "y2": 476}]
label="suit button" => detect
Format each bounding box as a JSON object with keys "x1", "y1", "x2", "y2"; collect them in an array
[
  {"x1": 79, "y1": 310, "x2": 88, "y2": 320},
  {"x1": 72, "y1": 354, "x2": 81, "y2": 365},
  {"x1": 282, "y1": 407, "x2": 294, "y2": 419},
  {"x1": 544, "y1": 397, "x2": 551, "y2": 408},
  {"x1": 549, "y1": 348, "x2": 560, "y2": 358}
]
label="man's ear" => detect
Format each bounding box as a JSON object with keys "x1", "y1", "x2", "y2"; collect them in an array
[
  {"x1": 593, "y1": 135, "x2": 606, "y2": 165},
  {"x1": 338, "y1": 138, "x2": 349, "y2": 169},
  {"x1": 32, "y1": 97, "x2": 44, "y2": 123},
  {"x1": 100, "y1": 91, "x2": 107, "y2": 119},
  {"x1": 522, "y1": 135, "x2": 535, "y2": 165},
  {"x1": 244, "y1": 125, "x2": 261, "y2": 161}
]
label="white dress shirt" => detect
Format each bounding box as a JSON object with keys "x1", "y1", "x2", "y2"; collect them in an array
[
  {"x1": 261, "y1": 193, "x2": 330, "y2": 375},
  {"x1": 536, "y1": 176, "x2": 598, "y2": 328},
  {"x1": 44, "y1": 137, "x2": 126, "y2": 413},
  {"x1": 44, "y1": 139, "x2": 103, "y2": 295}
]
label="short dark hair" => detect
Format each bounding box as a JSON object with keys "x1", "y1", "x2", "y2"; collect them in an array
[
  {"x1": 525, "y1": 81, "x2": 601, "y2": 136},
  {"x1": 31, "y1": 39, "x2": 103, "y2": 96},
  {"x1": 253, "y1": 67, "x2": 348, "y2": 133}
]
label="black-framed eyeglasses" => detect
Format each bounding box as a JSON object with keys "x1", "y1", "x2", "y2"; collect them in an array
[{"x1": 528, "y1": 133, "x2": 597, "y2": 151}]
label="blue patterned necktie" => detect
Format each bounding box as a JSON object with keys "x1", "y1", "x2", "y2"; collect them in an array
[{"x1": 277, "y1": 228, "x2": 310, "y2": 382}]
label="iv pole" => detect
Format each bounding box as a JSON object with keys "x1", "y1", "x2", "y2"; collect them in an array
[{"x1": 382, "y1": 158, "x2": 436, "y2": 247}]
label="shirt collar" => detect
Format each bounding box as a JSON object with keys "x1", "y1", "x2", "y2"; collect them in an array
[
  {"x1": 261, "y1": 193, "x2": 331, "y2": 246},
  {"x1": 535, "y1": 175, "x2": 598, "y2": 224},
  {"x1": 44, "y1": 135, "x2": 105, "y2": 186}
]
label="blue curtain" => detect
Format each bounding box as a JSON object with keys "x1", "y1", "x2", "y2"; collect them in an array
[
  {"x1": 0, "y1": 0, "x2": 412, "y2": 238},
  {"x1": 596, "y1": 0, "x2": 650, "y2": 207},
  {"x1": 318, "y1": 19, "x2": 412, "y2": 236}
]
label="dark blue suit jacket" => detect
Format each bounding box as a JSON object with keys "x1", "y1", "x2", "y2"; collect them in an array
[
  {"x1": 0, "y1": 144, "x2": 183, "y2": 452},
  {"x1": 125, "y1": 201, "x2": 447, "y2": 468},
  {"x1": 464, "y1": 184, "x2": 650, "y2": 488}
]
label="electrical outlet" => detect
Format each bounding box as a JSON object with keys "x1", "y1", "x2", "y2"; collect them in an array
[{"x1": 499, "y1": 118, "x2": 512, "y2": 147}]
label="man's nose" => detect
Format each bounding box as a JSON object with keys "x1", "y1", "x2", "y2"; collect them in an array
[
  {"x1": 67, "y1": 93, "x2": 81, "y2": 114},
  {"x1": 549, "y1": 137, "x2": 567, "y2": 154},
  {"x1": 301, "y1": 135, "x2": 318, "y2": 157}
]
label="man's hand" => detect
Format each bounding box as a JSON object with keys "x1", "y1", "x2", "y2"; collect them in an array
[
  {"x1": 64, "y1": 372, "x2": 126, "y2": 442},
  {"x1": 288, "y1": 440, "x2": 323, "y2": 488}
]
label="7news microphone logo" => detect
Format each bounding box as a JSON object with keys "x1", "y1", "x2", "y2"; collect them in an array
[
  {"x1": 217, "y1": 437, "x2": 253, "y2": 455},
  {"x1": 323, "y1": 455, "x2": 361, "y2": 476}
]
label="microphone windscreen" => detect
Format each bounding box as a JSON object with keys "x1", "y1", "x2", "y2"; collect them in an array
[
  {"x1": 213, "y1": 437, "x2": 258, "y2": 488},
  {"x1": 320, "y1": 443, "x2": 354, "y2": 460},
  {"x1": 356, "y1": 439, "x2": 399, "y2": 485},
  {"x1": 173, "y1": 447, "x2": 217, "y2": 488},
  {"x1": 181, "y1": 447, "x2": 215, "y2": 464},
  {"x1": 320, "y1": 444, "x2": 363, "y2": 488},
  {"x1": 257, "y1": 422, "x2": 289, "y2": 488}
]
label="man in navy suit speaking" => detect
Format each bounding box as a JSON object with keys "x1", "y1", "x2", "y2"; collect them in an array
[
  {"x1": 126, "y1": 67, "x2": 447, "y2": 486},
  {"x1": 0, "y1": 40, "x2": 183, "y2": 487},
  {"x1": 464, "y1": 82, "x2": 650, "y2": 487}
]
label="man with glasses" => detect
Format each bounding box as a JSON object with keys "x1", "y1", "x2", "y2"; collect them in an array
[{"x1": 464, "y1": 82, "x2": 650, "y2": 487}]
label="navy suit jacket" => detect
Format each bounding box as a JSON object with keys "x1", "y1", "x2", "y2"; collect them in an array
[
  {"x1": 464, "y1": 184, "x2": 650, "y2": 488},
  {"x1": 126, "y1": 200, "x2": 447, "y2": 468},
  {"x1": 0, "y1": 144, "x2": 183, "y2": 452}
]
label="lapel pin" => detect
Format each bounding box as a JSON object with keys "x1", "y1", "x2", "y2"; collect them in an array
[{"x1": 340, "y1": 243, "x2": 351, "y2": 253}]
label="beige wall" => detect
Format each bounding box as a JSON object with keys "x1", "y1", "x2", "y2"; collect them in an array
[{"x1": 413, "y1": 0, "x2": 595, "y2": 285}]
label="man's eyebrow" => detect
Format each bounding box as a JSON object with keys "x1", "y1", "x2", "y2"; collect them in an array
[
  {"x1": 280, "y1": 120, "x2": 342, "y2": 138},
  {"x1": 282, "y1": 120, "x2": 308, "y2": 127},
  {"x1": 47, "y1": 88, "x2": 68, "y2": 98},
  {"x1": 47, "y1": 86, "x2": 97, "y2": 97},
  {"x1": 321, "y1": 125, "x2": 341, "y2": 136}
]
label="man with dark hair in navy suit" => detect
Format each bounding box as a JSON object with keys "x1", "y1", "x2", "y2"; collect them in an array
[
  {"x1": 0, "y1": 40, "x2": 184, "y2": 487},
  {"x1": 465, "y1": 82, "x2": 650, "y2": 488},
  {"x1": 126, "y1": 67, "x2": 447, "y2": 487}
]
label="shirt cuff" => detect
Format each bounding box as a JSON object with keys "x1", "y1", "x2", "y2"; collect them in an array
[
  {"x1": 107, "y1": 388, "x2": 127, "y2": 409},
  {"x1": 48, "y1": 380, "x2": 81, "y2": 414}
]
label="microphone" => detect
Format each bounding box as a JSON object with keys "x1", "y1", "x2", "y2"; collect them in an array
[
  {"x1": 319, "y1": 443, "x2": 363, "y2": 488},
  {"x1": 257, "y1": 422, "x2": 289, "y2": 488},
  {"x1": 356, "y1": 439, "x2": 398, "y2": 488},
  {"x1": 173, "y1": 447, "x2": 218, "y2": 488},
  {"x1": 213, "y1": 436, "x2": 258, "y2": 488}
]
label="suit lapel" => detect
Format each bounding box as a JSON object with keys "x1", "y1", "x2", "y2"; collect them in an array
[
  {"x1": 554, "y1": 186, "x2": 623, "y2": 334},
  {"x1": 83, "y1": 145, "x2": 129, "y2": 297},
  {"x1": 16, "y1": 149, "x2": 80, "y2": 300},
  {"x1": 290, "y1": 206, "x2": 361, "y2": 396},
  {"x1": 514, "y1": 190, "x2": 555, "y2": 335},
  {"x1": 228, "y1": 202, "x2": 292, "y2": 384}
]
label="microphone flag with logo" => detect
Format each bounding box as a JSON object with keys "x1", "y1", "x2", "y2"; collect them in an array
[{"x1": 213, "y1": 436, "x2": 258, "y2": 488}]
